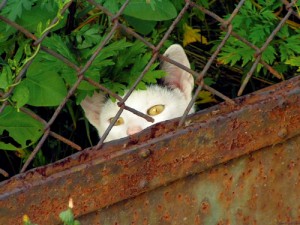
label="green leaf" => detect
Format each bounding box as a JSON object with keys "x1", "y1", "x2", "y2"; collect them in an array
[
  {"x1": 203, "y1": 77, "x2": 216, "y2": 86},
  {"x1": 196, "y1": 90, "x2": 217, "y2": 104},
  {"x1": 78, "y1": 39, "x2": 132, "y2": 91},
  {"x1": 14, "y1": 40, "x2": 32, "y2": 65},
  {"x1": 279, "y1": 44, "x2": 293, "y2": 62},
  {"x1": 59, "y1": 208, "x2": 75, "y2": 224},
  {"x1": 61, "y1": 65, "x2": 78, "y2": 87},
  {"x1": 0, "y1": 65, "x2": 13, "y2": 90},
  {"x1": 29, "y1": 48, "x2": 76, "y2": 92},
  {"x1": 279, "y1": 34, "x2": 300, "y2": 62},
  {"x1": 87, "y1": 38, "x2": 132, "y2": 60},
  {"x1": 0, "y1": 106, "x2": 43, "y2": 150},
  {"x1": 0, "y1": 0, "x2": 37, "y2": 21},
  {"x1": 114, "y1": 41, "x2": 146, "y2": 74},
  {"x1": 142, "y1": 64, "x2": 166, "y2": 84},
  {"x1": 249, "y1": 24, "x2": 268, "y2": 44},
  {"x1": 75, "y1": 24, "x2": 102, "y2": 49},
  {"x1": 125, "y1": 15, "x2": 157, "y2": 35},
  {"x1": 262, "y1": 45, "x2": 276, "y2": 64},
  {"x1": 274, "y1": 63, "x2": 289, "y2": 74},
  {"x1": 0, "y1": 25, "x2": 16, "y2": 48},
  {"x1": 22, "y1": 60, "x2": 68, "y2": 106},
  {"x1": 77, "y1": 69, "x2": 101, "y2": 91},
  {"x1": 260, "y1": 8, "x2": 277, "y2": 21},
  {"x1": 286, "y1": 56, "x2": 300, "y2": 71},
  {"x1": 123, "y1": 0, "x2": 177, "y2": 21},
  {"x1": 103, "y1": 80, "x2": 126, "y2": 96},
  {"x1": 103, "y1": 0, "x2": 120, "y2": 14},
  {"x1": 218, "y1": 37, "x2": 255, "y2": 67},
  {"x1": 17, "y1": 2, "x2": 66, "y2": 33},
  {"x1": 196, "y1": 0, "x2": 209, "y2": 8},
  {"x1": 43, "y1": 34, "x2": 77, "y2": 64},
  {"x1": 12, "y1": 85, "x2": 30, "y2": 109}
]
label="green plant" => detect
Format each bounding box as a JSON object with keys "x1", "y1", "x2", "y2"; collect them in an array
[
  {"x1": 215, "y1": 0, "x2": 300, "y2": 79},
  {"x1": 0, "y1": 0, "x2": 181, "y2": 174}
]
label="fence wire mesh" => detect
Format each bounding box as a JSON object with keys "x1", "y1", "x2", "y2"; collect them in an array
[{"x1": 0, "y1": 0, "x2": 298, "y2": 178}]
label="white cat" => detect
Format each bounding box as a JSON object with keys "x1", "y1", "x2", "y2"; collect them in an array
[{"x1": 81, "y1": 44, "x2": 194, "y2": 142}]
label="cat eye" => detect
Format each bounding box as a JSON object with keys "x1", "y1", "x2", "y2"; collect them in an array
[
  {"x1": 109, "y1": 117, "x2": 124, "y2": 126},
  {"x1": 147, "y1": 104, "x2": 165, "y2": 116}
]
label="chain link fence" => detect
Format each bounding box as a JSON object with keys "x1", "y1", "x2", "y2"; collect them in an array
[{"x1": 0, "y1": 0, "x2": 298, "y2": 178}]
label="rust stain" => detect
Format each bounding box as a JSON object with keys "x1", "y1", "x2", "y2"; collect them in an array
[{"x1": 83, "y1": 135, "x2": 300, "y2": 225}]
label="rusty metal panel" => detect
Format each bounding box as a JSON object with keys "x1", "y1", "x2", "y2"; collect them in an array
[
  {"x1": 79, "y1": 134, "x2": 300, "y2": 225},
  {"x1": 0, "y1": 75, "x2": 300, "y2": 225}
]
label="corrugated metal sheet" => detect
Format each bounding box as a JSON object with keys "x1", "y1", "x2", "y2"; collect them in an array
[{"x1": 0, "y1": 75, "x2": 300, "y2": 225}]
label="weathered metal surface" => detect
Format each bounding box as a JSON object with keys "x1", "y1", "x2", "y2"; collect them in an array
[
  {"x1": 0, "y1": 75, "x2": 300, "y2": 224},
  {"x1": 79, "y1": 134, "x2": 300, "y2": 225}
]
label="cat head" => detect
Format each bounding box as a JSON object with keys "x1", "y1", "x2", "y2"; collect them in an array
[{"x1": 81, "y1": 44, "x2": 194, "y2": 142}]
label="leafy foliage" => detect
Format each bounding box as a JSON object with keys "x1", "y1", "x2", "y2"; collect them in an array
[
  {"x1": 1, "y1": 0, "x2": 38, "y2": 21},
  {"x1": 286, "y1": 56, "x2": 300, "y2": 71},
  {"x1": 0, "y1": 0, "x2": 65, "y2": 43},
  {"x1": 123, "y1": 0, "x2": 177, "y2": 21},
  {"x1": 216, "y1": 0, "x2": 300, "y2": 77},
  {"x1": 0, "y1": 106, "x2": 43, "y2": 150},
  {"x1": 95, "y1": 0, "x2": 177, "y2": 35},
  {"x1": 0, "y1": 0, "x2": 174, "y2": 159}
]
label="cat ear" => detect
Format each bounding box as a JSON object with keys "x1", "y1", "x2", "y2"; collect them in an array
[
  {"x1": 80, "y1": 91, "x2": 105, "y2": 132},
  {"x1": 161, "y1": 44, "x2": 194, "y2": 101}
]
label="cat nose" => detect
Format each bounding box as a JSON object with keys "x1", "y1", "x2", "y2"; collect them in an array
[{"x1": 127, "y1": 126, "x2": 142, "y2": 136}]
